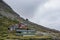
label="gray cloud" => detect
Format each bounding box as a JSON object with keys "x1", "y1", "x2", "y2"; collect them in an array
[
  {"x1": 3, "y1": 0, "x2": 46, "y2": 19},
  {"x1": 30, "y1": 0, "x2": 60, "y2": 31}
]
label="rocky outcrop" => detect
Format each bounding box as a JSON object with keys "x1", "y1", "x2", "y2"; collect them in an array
[{"x1": 0, "y1": 0, "x2": 20, "y2": 20}]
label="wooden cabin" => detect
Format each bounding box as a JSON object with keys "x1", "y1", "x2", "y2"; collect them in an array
[
  {"x1": 18, "y1": 23, "x2": 28, "y2": 30},
  {"x1": 8, "y1": 22, "x2": 28, "y2": 32}
]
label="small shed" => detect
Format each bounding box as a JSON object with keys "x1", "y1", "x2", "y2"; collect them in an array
[{"x1": 8, "y1": 24, "x2": 18, "y2": 31}]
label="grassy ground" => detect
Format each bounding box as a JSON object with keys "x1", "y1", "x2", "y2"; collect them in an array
[
  {"x1": 0, "y1": 15, "x2": 60, "y2": 40},
  {"x1": 0, "y1": 33, "x2": 52, "y2": 40},
  {"x1": 0, "y1": 15, "x2": 19, "y2": 40}
]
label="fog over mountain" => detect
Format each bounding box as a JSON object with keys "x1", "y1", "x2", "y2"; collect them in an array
[{"x1": 3, "y1": 0, "x2": 60, "y2": 31}]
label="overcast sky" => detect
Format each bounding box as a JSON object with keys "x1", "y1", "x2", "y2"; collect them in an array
[{"x1": 3, "y1": 0, "x2": 60, "y2": 31}]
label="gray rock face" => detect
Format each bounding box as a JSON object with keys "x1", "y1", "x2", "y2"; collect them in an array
[
  {"x1": 0, "y1": 0, "x2": 20, "y2": 20},
  {"x1": 0, "y1": 0, "x2": 2, "y2": 2}
]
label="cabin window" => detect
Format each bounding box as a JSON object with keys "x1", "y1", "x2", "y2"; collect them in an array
[
  {"x1": 16, "y1": 31, "x2": 21, "y2": 33},
  {"x1": 8, "y1": 28, "x2": 10, "y2": 30}
]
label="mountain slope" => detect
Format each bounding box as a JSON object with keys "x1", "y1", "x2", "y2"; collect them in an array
[
  {"x1": 0, "y1": 0, "x2": 60, "y2": 40},
  {"x1": 0, "y1": 0, "x2": 25, "y2": 21}
]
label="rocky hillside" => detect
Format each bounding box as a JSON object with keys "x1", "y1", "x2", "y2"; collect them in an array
[
  {"x1": 0, "y1": 0, "x2": 25, "y2": 21},
  {"x1": 0, "y1": 0, "x2": 60, "y2": 40}
]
